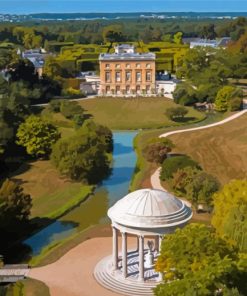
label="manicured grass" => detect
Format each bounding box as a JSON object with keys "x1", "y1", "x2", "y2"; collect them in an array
[
  {"x1": 168, "y1": 113, "x2": 247, "y2": 185},
  {"x1": 13, "y1": 160, "x2": 93, "y2": 219},
  {"x1": 130, "y1": 111, "x2": 229, "y2": 191},
  {"x1": 79, "y1": 97, "x2": 206, "y2": 130}
]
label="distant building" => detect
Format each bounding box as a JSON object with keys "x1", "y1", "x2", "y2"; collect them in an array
[
  {"x1": 156, "y1": 72, "x2": 179, "y2": 97},
  {"x1": 189, "y1": 37, "x2": 231, "y2": 49},
  {"x1": 99, "y1": 44, "x2": 156, "y2": 96},
  {"x1": 20, "y1": 49, "x2": 51, "y2": 77}
]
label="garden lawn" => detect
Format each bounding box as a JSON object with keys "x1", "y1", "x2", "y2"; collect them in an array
[
  {"x1": 12, "y1": 160, "x2": 93, "y2": 219},
  {"x1": 79, "y1": 97, "x2": 205, "y2": 130},
  {"x1": 168, "y1": 113, "x2": 247, "y2": 185}
]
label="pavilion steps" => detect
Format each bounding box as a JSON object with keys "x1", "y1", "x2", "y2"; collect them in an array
[
  {"x1": 94, "y1": 255, "x2": 158, "y2": 296},
  {"x1": 94, "y1": 269, "x2": 156, "y2": 295}
]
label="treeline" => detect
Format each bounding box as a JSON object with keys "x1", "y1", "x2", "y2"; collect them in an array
[
  {"x1": 174, "y1": 45, "x2": 246, "y2": 110},
  {"x1": 0, "y1": 17, "x2": 247, "y2": 49}
]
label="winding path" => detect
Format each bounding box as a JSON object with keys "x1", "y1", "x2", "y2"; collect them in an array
[{"x1": 151, "y1": 101, "x2": 247, "y2": 195}]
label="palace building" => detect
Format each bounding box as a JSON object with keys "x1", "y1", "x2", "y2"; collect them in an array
[{"x1": 99, "y1": 44, "x2": 156, "y2": 96}]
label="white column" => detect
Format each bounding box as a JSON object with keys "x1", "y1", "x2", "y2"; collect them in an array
[
  {"x1": 112, "y1": 226, "x2": 118, "y2": 270},
  {"x1": 136, "y1": 235, "x2": 139, "y2": 252},
  {"x1": 159, "y1": 235, "x2": 163, "y2": 253},
  {"x1": 158, "y1": 235, "x2": 163, "y2": 281},
  {"x1": 155, "y1": 236, "x2": 159, "y2": 251},
  {"x1": 138, "y1": 235, "x2": 144, "y2": 282},
  {"x1": 122, "y1": 232, "x2": 127, "y2": 278}
]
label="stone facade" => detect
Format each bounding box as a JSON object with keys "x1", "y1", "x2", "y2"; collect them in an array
[{"x1": 99, "y1": 45, "x2": 156, "y2": 96}]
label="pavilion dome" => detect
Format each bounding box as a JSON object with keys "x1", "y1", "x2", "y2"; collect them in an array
[{"x1": 108, "y1": 189, "x2": 192, "y2": 229}]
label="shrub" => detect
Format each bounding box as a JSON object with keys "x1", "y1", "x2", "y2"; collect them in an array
[
  {"x1": 143, "y1": 138, "x2": 175, "y2": 164},
  {"x1": 160, "y1": 155, "x2": 200, "y2": 180},
  {"x1": 60, "y1": 100, "x2": 84, "y2": 119},
  {"x1": 165, "y1": 106, "x2": 188, "y2": 121},
  {"x1": 49, "y1": 99, "x2": 63, "y2": 113},
  {"x1": 229, "y1": 97, "x2": 243, "y2": 111}
]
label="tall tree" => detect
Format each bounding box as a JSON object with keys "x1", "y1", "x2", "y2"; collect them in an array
[
  {"x1": 16, "y1": 115, "x2": 61, "y2": 158},
  {"x1": 212, "y1": 179, "x2": 247, "y2": 252},
  {"x1": 155, "y1": 223, "x2": 243, "y2": 296}
]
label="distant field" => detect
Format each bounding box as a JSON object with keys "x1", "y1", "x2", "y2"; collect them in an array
[
  {"x1": 13, "y1": 159, "x2": 93, "y2": 219},
  {"x1": 168, "y1": 113, "x2": 247, "y2": 185},
  {"x1": 79, "y1": 97, "x2": 205, "y2": 130}
]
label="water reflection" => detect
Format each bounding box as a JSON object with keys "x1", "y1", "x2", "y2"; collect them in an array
[{"x1": 24, "y1": 131, "x2": 138, "y2": 256}]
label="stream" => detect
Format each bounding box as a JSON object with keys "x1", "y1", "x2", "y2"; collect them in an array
[{"x1": 24, "y1": 131, "x2": 138, "y2": 256}]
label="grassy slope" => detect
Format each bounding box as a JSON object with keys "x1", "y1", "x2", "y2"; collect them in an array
[
  {"x1": 79, "y1": 97, "x2": 205, "y2": 130},
  {"x1": 12, "y1": 121, "x2": 93, "y2": 220},
  {"x1": 130, "y1": 111, "x2": 232, "y2": 191},
  {"x1": 168, "y1": 113, "x2": 247, "y2": 185},
  {"x1": 13, "y1": 160, "x2": 93, "y2": 219}
]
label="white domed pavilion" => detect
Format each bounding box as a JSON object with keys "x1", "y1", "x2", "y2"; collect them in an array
[{"x1": 94, "y1": 189, "x2": 192, "y2": 296}]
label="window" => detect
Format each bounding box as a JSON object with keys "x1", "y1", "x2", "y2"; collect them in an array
[
  {"x1": 136, "y1": 71, "x2": 141, "y2": 82},
  {"x1": 136, "y1": 63, "x2": 141, "y2": 68},
  {"x1": 115, "y1": 71, "x2": 121, "y2": 82},
  {"x1": 125, "y1": 71, "x2": 131, "y2": 82},
  {"x1": 146, "y1": 63, "x2": 151, "y2": 69},
  {"x1": 146, "y1": 85, "x2": 151, "y2": 94},
  {"x1": 136, "y1": 85, "x2": 141, "y2": 94},
  {"x1": 105, "y1": 72, "x2": 111, "y2": 82},
  {"x1": 146, "y1": 71, "x2": 151, "y2": 82},
  {"x1": 116, "y1": 86, "x2": 121, "y2": 94},
  {"x1": 106, "y1": 86, "x2": 110, "y2": 94},
  {"x1": 126, "y1": 64, "x2": 131, "y2": 69},
  {"x1": 115, "y1": 64, "x2": 120, "y2": 69},
  {"x1": 105, "y1": 64, "x2": 110, "y2": 69},
  {"x1": 126, "y1": 85, "x2": 130, "y2": 94}
]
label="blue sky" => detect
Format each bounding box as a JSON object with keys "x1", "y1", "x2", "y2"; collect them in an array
[{"x1": 0, "y1": 0, "x2": 247, "y2": 14}]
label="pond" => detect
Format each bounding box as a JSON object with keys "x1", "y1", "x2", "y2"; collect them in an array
[{"x1": 24, "y1": 131, "x2": 138, "y2": 256}]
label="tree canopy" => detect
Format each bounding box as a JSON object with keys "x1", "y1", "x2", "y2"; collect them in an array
[
  {"x1": 155, "y1": 223, "x2": 245, "y2": 296},
  {"x1": 143, "y1": 138, "x2": 174, "y2": 164},
  {"x1": 51, "y1": 120, "x2": 113, "y2": 183},
  {"x1": 16, "y1": 115, "x2": 61, "y2": 158},
  {"x1": 212, "y1": 179, "x2": 247, "y2": 252},
  {"x1": 160, "y1": 155, "x2": 200, "y2": 180}
]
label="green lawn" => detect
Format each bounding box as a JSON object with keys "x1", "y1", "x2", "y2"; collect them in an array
[
  {"x1": 130, "y1": 111, "x2": 229, "y2": 192},
  {"x1": 13, "y1": 160, "x2": 93, "y2": 219},
  {"x1": 79, "y1": 97, "x2": 206, "y2": 130}
]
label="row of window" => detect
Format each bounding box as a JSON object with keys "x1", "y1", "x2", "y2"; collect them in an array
[
  {"x1": 105, "y1": 63, "x2": 151, "y2": 69},
  {"x1": 105, "y1": 85, "x2": 152, "y2": 94},
  {"x1": 105, "y1": 71, "x2": 152, "y2": 83}
]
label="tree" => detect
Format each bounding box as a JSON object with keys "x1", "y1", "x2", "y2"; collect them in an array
[
  {"x1": 103, "y1": 25, "x2": 126, "y2": 46},
  {"x1": 173, "y1": 167, "x2": 219, "y2": 208},
  {"x1": 8, "y1": 58, "x2": 38, "y2": 84},
  {"x1": 160, "y1": 155, "x2": 200, "y2": 180},
  {"x1": 0, "y1": 179, "x2": 32, "y2": 251},
  {"x1": 143, "y1": 138, "x2": 175, "y2": 164},
  {"x1": 215, "y1": 86, "x2": 243, "y2": 112},
  {"x1": 165, "y1": 106, "x2": 188, "y2": 121},
  {"x1": 43, "y1": 56, "x2": 63, "y2": 79},
  {"x1": 173, "y1": 83, "x2": 198, "y2": 105},
  {"x1": 0, "y1": 179, "x2": 32, "y2": 223},
  {"x1": 155, "y1": 224, "x2": 242, "y2": 296},
  {"x1": 200, "y1": 24, "x2": 216, "y2": 39},
  {"x1": 16, "y1": 115, "x2": 60, "y2": 158},
  {"x1": 173, "y1": 32, "x2": 183, "y2": 45},
  {"x1": 212, "y1": 179, "x2": 247, "y2": 252},
  {"x1": 51, "y1": 120, "x2": 112, "y2": 183},
  {"x1": 60, "y1": 100, "x2": 84, "y2": 119}
]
